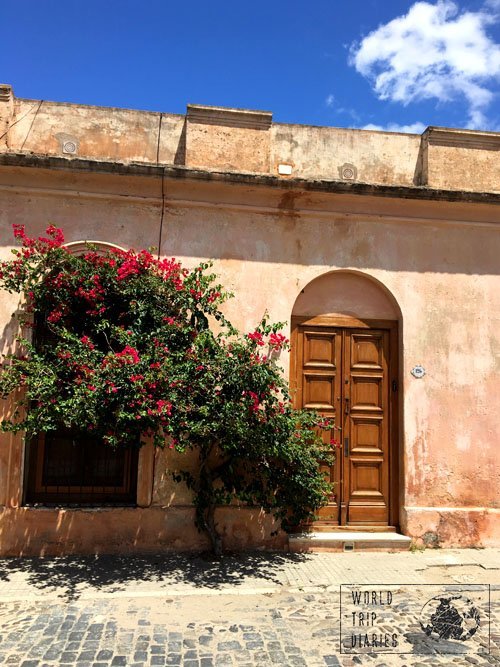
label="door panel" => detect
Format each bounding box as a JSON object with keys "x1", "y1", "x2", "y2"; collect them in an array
[
  {"x1": 303, "y1": 332, "x2": 337, "y2": 368},
  {"x1": 344, "y1": 329, "x2": 390, "y2": 525},
  {"x1": 303, "y1": 374, "x2": 336, "y2": 410},
  {"x1": 296, "y1": 327, "x2": 342, "y2": 521},
  {"x1": 292, "y1": 320, "x2": 395, "y2": 527}
]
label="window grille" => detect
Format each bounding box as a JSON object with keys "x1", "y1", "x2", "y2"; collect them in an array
[{"x1": 25, "y1": 430, "x2": 138, "y2": 505}]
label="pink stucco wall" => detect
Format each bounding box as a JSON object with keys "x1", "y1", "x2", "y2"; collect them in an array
[{"x1": 0, "y1": 89, "x2": 498, "y2": 553}]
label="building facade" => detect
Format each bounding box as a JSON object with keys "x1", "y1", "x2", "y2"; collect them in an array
[{"x1": 0, "y1": 84, "x2": 498, "y2": 555}]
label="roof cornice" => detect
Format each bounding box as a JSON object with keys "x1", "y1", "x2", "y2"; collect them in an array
[
  {"x1": 187, "y1": 104, "x2": 272, "y2": 130},
  {"x1": 0, "y1": 151, "x2": 499, "y2": 205},
  {"x1": 425, "y1": 127, "x2": 500, "y2": 151}
]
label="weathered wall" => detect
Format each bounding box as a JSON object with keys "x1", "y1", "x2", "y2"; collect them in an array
[
  {"x1": 423, "y1": 128, "x2": 500, "y2": 193},
  {"x1": 0, "y1": 506, "x2": 285, "y2": 556},
  {"x1": 160, "y1": 183, "x2": 500, "y2": 550},
  {"x1": 0, "y1": 87, "x2": 498, "y2": 553},
  {"x1": 0, "y1": 87, "x2": 498, "y2": 193},
  {"x1": 270, "y1": 123, "x2": 421, "y2": 186},
  {"x1": 0, "y1": 163, "x2": 498, "y2": 553},
  {"x1": 5, "y1": 98, "x2": 185, "y2": 166},
  {"x1": 185, "y1": 105, "x2": 272, "y2": 173}
]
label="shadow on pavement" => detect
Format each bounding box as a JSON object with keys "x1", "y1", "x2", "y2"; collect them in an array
[{"x1": 0, "y1": 551, "x2": 312, "y2": 600}]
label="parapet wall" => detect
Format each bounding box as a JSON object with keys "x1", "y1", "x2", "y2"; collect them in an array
[{"x1": 0, "y1": 86, "x2": 498, "y2": 193}]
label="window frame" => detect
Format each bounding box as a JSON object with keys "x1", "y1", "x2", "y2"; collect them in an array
[{"x1": 25, "y1": 431, "x2": 139, "y2": 506}]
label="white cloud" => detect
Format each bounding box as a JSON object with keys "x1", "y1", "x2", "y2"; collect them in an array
[
  {"x1": 336, "y1": 107, "x2": 362, "y2": 123},
  {"x1": 350, "y1": 1, "x2": 500, "y2": 129},
  {"x1": 325, "y1": 94, "x2": 335, "y2": 107},
  {"x1": 362, "y1": 122, "x2": 427, "y2": 134}
]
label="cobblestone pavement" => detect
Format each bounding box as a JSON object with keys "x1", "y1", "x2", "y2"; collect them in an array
[{"x1": 0, "y1": 550, "x2": 497, "y2": 666}]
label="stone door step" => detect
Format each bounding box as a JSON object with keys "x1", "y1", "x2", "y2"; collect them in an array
[
  {"x1": 288, "y1": 531, "x2": 412, "y2": 553},
  {"x1": 312, "y1": 523, "x2": 397, "y2": 533}
]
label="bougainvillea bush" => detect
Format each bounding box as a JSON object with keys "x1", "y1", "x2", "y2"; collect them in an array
[{"x1": 0, "y1": 225, "x2": 336, "y2": 554}]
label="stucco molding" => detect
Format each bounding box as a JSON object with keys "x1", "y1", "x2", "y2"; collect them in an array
[
  {"x1": 187, "y1": 104, "x2": 273, "y2": 130},
  {"x1": 1, "y1": 183, "x2": 498, "y2": 229},
  {"x1": 0, "y1": 152, "x2": 499, "y2": 204},
  {"x1": 424, "y1": 126, "x2": 500, "y2": 151}
]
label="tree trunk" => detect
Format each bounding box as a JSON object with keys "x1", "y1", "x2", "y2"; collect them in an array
[
  {"x1": 203, "y1": 501, "x2": 223, "y2": 558},
  {"x1": 196, "y1": 450, "x2": 223, "y2": 557}
]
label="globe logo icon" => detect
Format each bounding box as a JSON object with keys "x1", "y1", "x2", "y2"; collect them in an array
[{"x1": 420, "y1": 594, "x2": 481, "y2": 641}]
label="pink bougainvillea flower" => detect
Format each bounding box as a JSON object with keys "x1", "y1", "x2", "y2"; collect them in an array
[
  {"x1": 247, "y1": 331, "x2": 265, "y2": 346},
  {"x1": 156, "y1": 399, "x2": 172, "y2": 415},
  {"x1": 269, "y1": 332, "x2": 288, "y2": 350},
  {"x1": 115, "y1": 345, "x2": 140, "y2": 364},
  {"x1": 80, "y1": 335, "x2": 95, "y2": 349}
]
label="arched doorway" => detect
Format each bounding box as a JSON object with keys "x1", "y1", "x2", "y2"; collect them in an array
[{"x1": 290, "y1": 271, "x2": 401, "y2": 530}]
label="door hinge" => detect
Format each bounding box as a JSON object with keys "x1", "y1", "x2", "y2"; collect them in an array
[{"x1": 392, "y1": 380, "x2": 398, "y2": 392}]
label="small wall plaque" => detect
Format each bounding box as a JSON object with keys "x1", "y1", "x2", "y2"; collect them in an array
[
  {"x1": 62, "y1": 140, "x2": 77, "y2": 154},
  {"x1": 411, "y1": 365, "x2": 425, "y2": 379},
  {"x1": 339, "y1": 162, "x2": 357, "y2": 181}
]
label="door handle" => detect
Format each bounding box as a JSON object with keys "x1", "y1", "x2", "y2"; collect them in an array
[
  {"x1": 344, "y1": 436, "x2": 349, "y2": 457},
  {"x1": 345, "y1": 396, "x2": 350, "y2": 415}
]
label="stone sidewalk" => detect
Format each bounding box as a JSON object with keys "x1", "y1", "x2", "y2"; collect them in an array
[
  {"x1": 0, "y1": 549, "x2": 498, "y2": 601},
  {"x1": 0, "y1": 549, "x2": 498, "y2": 666}
]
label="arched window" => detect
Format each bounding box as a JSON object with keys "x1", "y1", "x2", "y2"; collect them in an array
[{"x1": 24, "y1": 240, "x2": 139, "y2": 505}]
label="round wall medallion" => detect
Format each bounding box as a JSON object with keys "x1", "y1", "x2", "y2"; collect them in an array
[
  {"x1": 62, "y1": 140, "x2": 77, "y2": 154},
  {"x1": 339, "y1": 162, "x2": 357, "y2": 181},
  {"x1": 411, "y1": 365, "x2": 426, "y2": 378}
]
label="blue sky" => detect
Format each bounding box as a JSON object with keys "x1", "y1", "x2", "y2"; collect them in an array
[{"x1": 2, "y1": 0, "x2": 499, "y2": 132}]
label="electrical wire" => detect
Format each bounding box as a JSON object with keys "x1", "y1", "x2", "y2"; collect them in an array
[
  {"x1": 20, "y1": 100, "x2": 43, "y2": 150},
  {"x1": 157, "y1": 167, "x2": 166, "y2": 260},
  {"x1": 0, "y1": 100, "x2": 42, "y2": 145}
]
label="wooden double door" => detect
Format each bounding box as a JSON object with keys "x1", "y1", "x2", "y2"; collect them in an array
[{"x1": 291, "y1": 317, "x2": 399, "y2": 528}]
